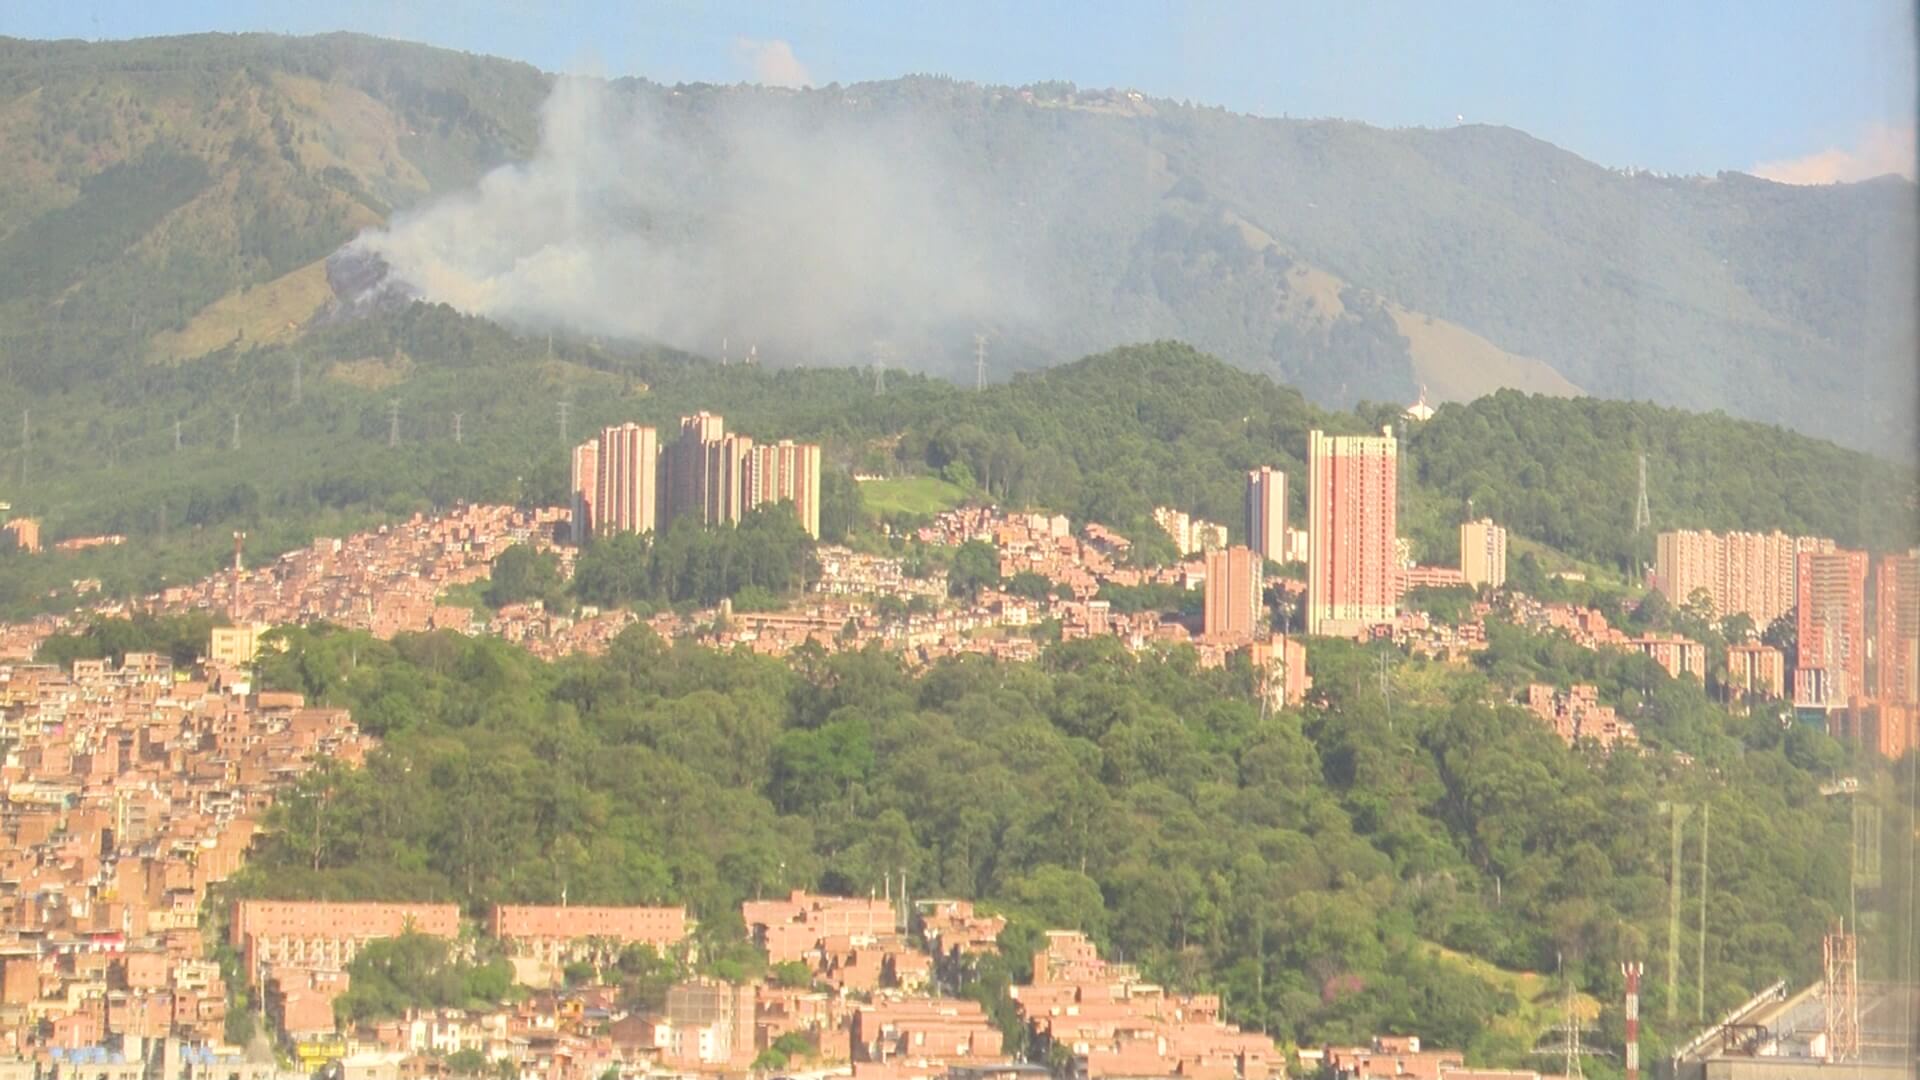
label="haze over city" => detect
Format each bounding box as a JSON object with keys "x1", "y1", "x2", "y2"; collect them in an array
[{"x1": 0, "y1": 10, "x2": 1911, "y2": 1080}]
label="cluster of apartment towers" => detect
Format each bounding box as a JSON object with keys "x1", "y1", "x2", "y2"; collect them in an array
[
  {"x1": 569, "y1": 412, "x2": 823, "y2": 544},
  {"x1": 1216, "y1": 426, "x2": 1502, "y2": 640}
]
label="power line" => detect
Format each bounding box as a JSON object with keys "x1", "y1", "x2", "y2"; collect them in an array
[
  {"x1": 1696, "y1": 802, "x2": 1710, "y2": 1023},
  {"x1": 1377, "y1": 649, "x2": 1394, "y2": 730},
  {"x1": 1663, "y1": 802, "x2": 1692, "y2": 1021}
]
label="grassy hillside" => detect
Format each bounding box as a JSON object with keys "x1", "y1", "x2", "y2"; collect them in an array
[
  {"x1": 0, "y1": 33, "x2": 548, "y2": 392},
  {"x1": 0, "y1": 36, "x2": 1910, "y2": 457}
]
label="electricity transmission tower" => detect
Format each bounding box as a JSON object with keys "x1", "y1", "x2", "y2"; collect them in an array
[
  {"x1": 974, "y1": 333, "x2": 988, "y2": 392},
  {"x1": 387, "y1": 400, "x2": 401, "y2": 448},
  {"x1": 452, "y1": 413, "x2": 463, "y2": 445},
  {"x1": 871, "y1": 342, "x2": 890, "y2": 396},
  {"x1": 1634, "y1": 453, "x2": 1651, "y2": 533}
]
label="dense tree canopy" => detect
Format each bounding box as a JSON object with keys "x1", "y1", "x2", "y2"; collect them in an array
[{"x1": 217, "y1": 618, "x2": 1903, "y2": 1065}]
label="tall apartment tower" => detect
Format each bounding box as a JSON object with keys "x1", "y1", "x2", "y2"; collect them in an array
[
  {"x1": 704, "y1": 433, "x2": 756, "y2": 526},
  {"x1": 667, "y1": 412, "x2": 728, "y2": 525},
  {"x1": 1654, "y1": 529, "x2": 1832, "y2": 624},
  {"x1": 1203, "y1": 545, "x2": 1265, "y2": 644},
  {"x1": 1873, "y1": 550, "x2": 1920, "y2": 707},
  {"x1": 1796, "y1": 549, "x2": 1869, "y2": 706},
  {"x1": 1306, "y1": 428, "x2": 1398, "y2": 636},
  {"x1": 595, "y1": 423, "x2": 660, "y2": 536},
  {"x1": 569, "y1": 439, "x2": 599, "y2": 544},
  {"x1": 1459, "y1": 518, "x2": 1508, "y2": 590},
  {"x1": 746, "y1": 439, "x2": 824, "y2": 539},
  {"x1": 1245, "y1": 467, "x2": 1288, "y2": 564}
]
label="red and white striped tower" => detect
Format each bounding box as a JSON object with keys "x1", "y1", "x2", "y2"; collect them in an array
[{"x1": 1622, "y1": 961, "x2": 1643, "y2": 1080}]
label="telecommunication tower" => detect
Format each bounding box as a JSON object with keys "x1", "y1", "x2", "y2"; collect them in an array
[{"x1": 1621, "y1": 962, "x2": 1642, "y2": 1080}]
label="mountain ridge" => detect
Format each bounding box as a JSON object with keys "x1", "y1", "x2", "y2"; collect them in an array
[{"x1": 0, "y1": 32, "x2": 1911, "y2": 456}]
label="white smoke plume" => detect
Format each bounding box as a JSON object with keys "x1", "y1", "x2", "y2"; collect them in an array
[{"x1": 348, "y1": 76, "x2": 1030, "y2": 370}]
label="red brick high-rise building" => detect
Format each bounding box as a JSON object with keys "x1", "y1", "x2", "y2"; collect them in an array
[
  {"x1": 1873, "y1": 550, "x2": 1920, "y2": 707},
  {"x1": 569, "y1": 439, "x2": 599, "y2": 543},
  {"x1": 666, "y1": 412, "x2": 728, "y2": 526},
  {"x1": 1655, "y1": 529, "x2": 1833, "y2": 625},
  {"x1": 1204, "y1": 545, "x2": 1265, "y2": 644},
  {"x1": 1796, "y1": 548, "x2": 1869, "y2": 707},
  {"x1": 593, "y1": 423, "x2": 661, "y2": 537},
  {"x1": 745, "y1": 439, "x2": 824, "y2": 539},
  {"x1": 1459, "y1": 518, "x2": 1507, "y2": 590},
  {"x1": 1726, "y1": 642, "x2": 1786, "y2": 701},
  {"x1": 1306, "y1": 428, "x2": 1397, "y2": 637},
  {"x1": 1245, "y1": 467, "x2": 1287, "y2": 565}
]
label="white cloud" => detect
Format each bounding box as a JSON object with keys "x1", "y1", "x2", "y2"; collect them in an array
[
  {"x1": 1751, "y1": 122, "x2": 1916, "y2": 185},
  {"x1": 733, "y1": 37, "x2": 813, "y2": 89}
]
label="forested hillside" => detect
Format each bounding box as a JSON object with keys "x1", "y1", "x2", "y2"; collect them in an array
[
  {"x1": 0, "y1": 303, "x2": 1909, "y2": 620},
  {"x1": 160, "y1": 617, "x2": 1903, "y2": 1068},
  {"x1": 0, "y1": 35, "x2": 1911, "y2": 454}
]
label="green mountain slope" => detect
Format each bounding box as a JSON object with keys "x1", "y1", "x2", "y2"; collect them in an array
[
  {"x1": 0, "y1": 34, "x2": 1910, "y2": 456},
  {"x1": 0, "y1": 305, "x2": 1907, "y2": 618},
  {"x1": 0, "y1": 32, "x2": 548, "y2": 390}
]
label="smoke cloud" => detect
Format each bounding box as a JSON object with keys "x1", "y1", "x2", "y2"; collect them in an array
[
  {"x1": 346, "y1": 76, "x2": 1030, "y2": 370},
  {"x1": 733, "y1": 38, "x2": 813, "y2": 88},
  {"x1": 1751, "y1": 122, "x2": 1917, "y2": 185}
]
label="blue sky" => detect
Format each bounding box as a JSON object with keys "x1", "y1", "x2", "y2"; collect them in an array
[{"x1": 4, "y1": 0, "x2": 1914, "y2": 180}]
